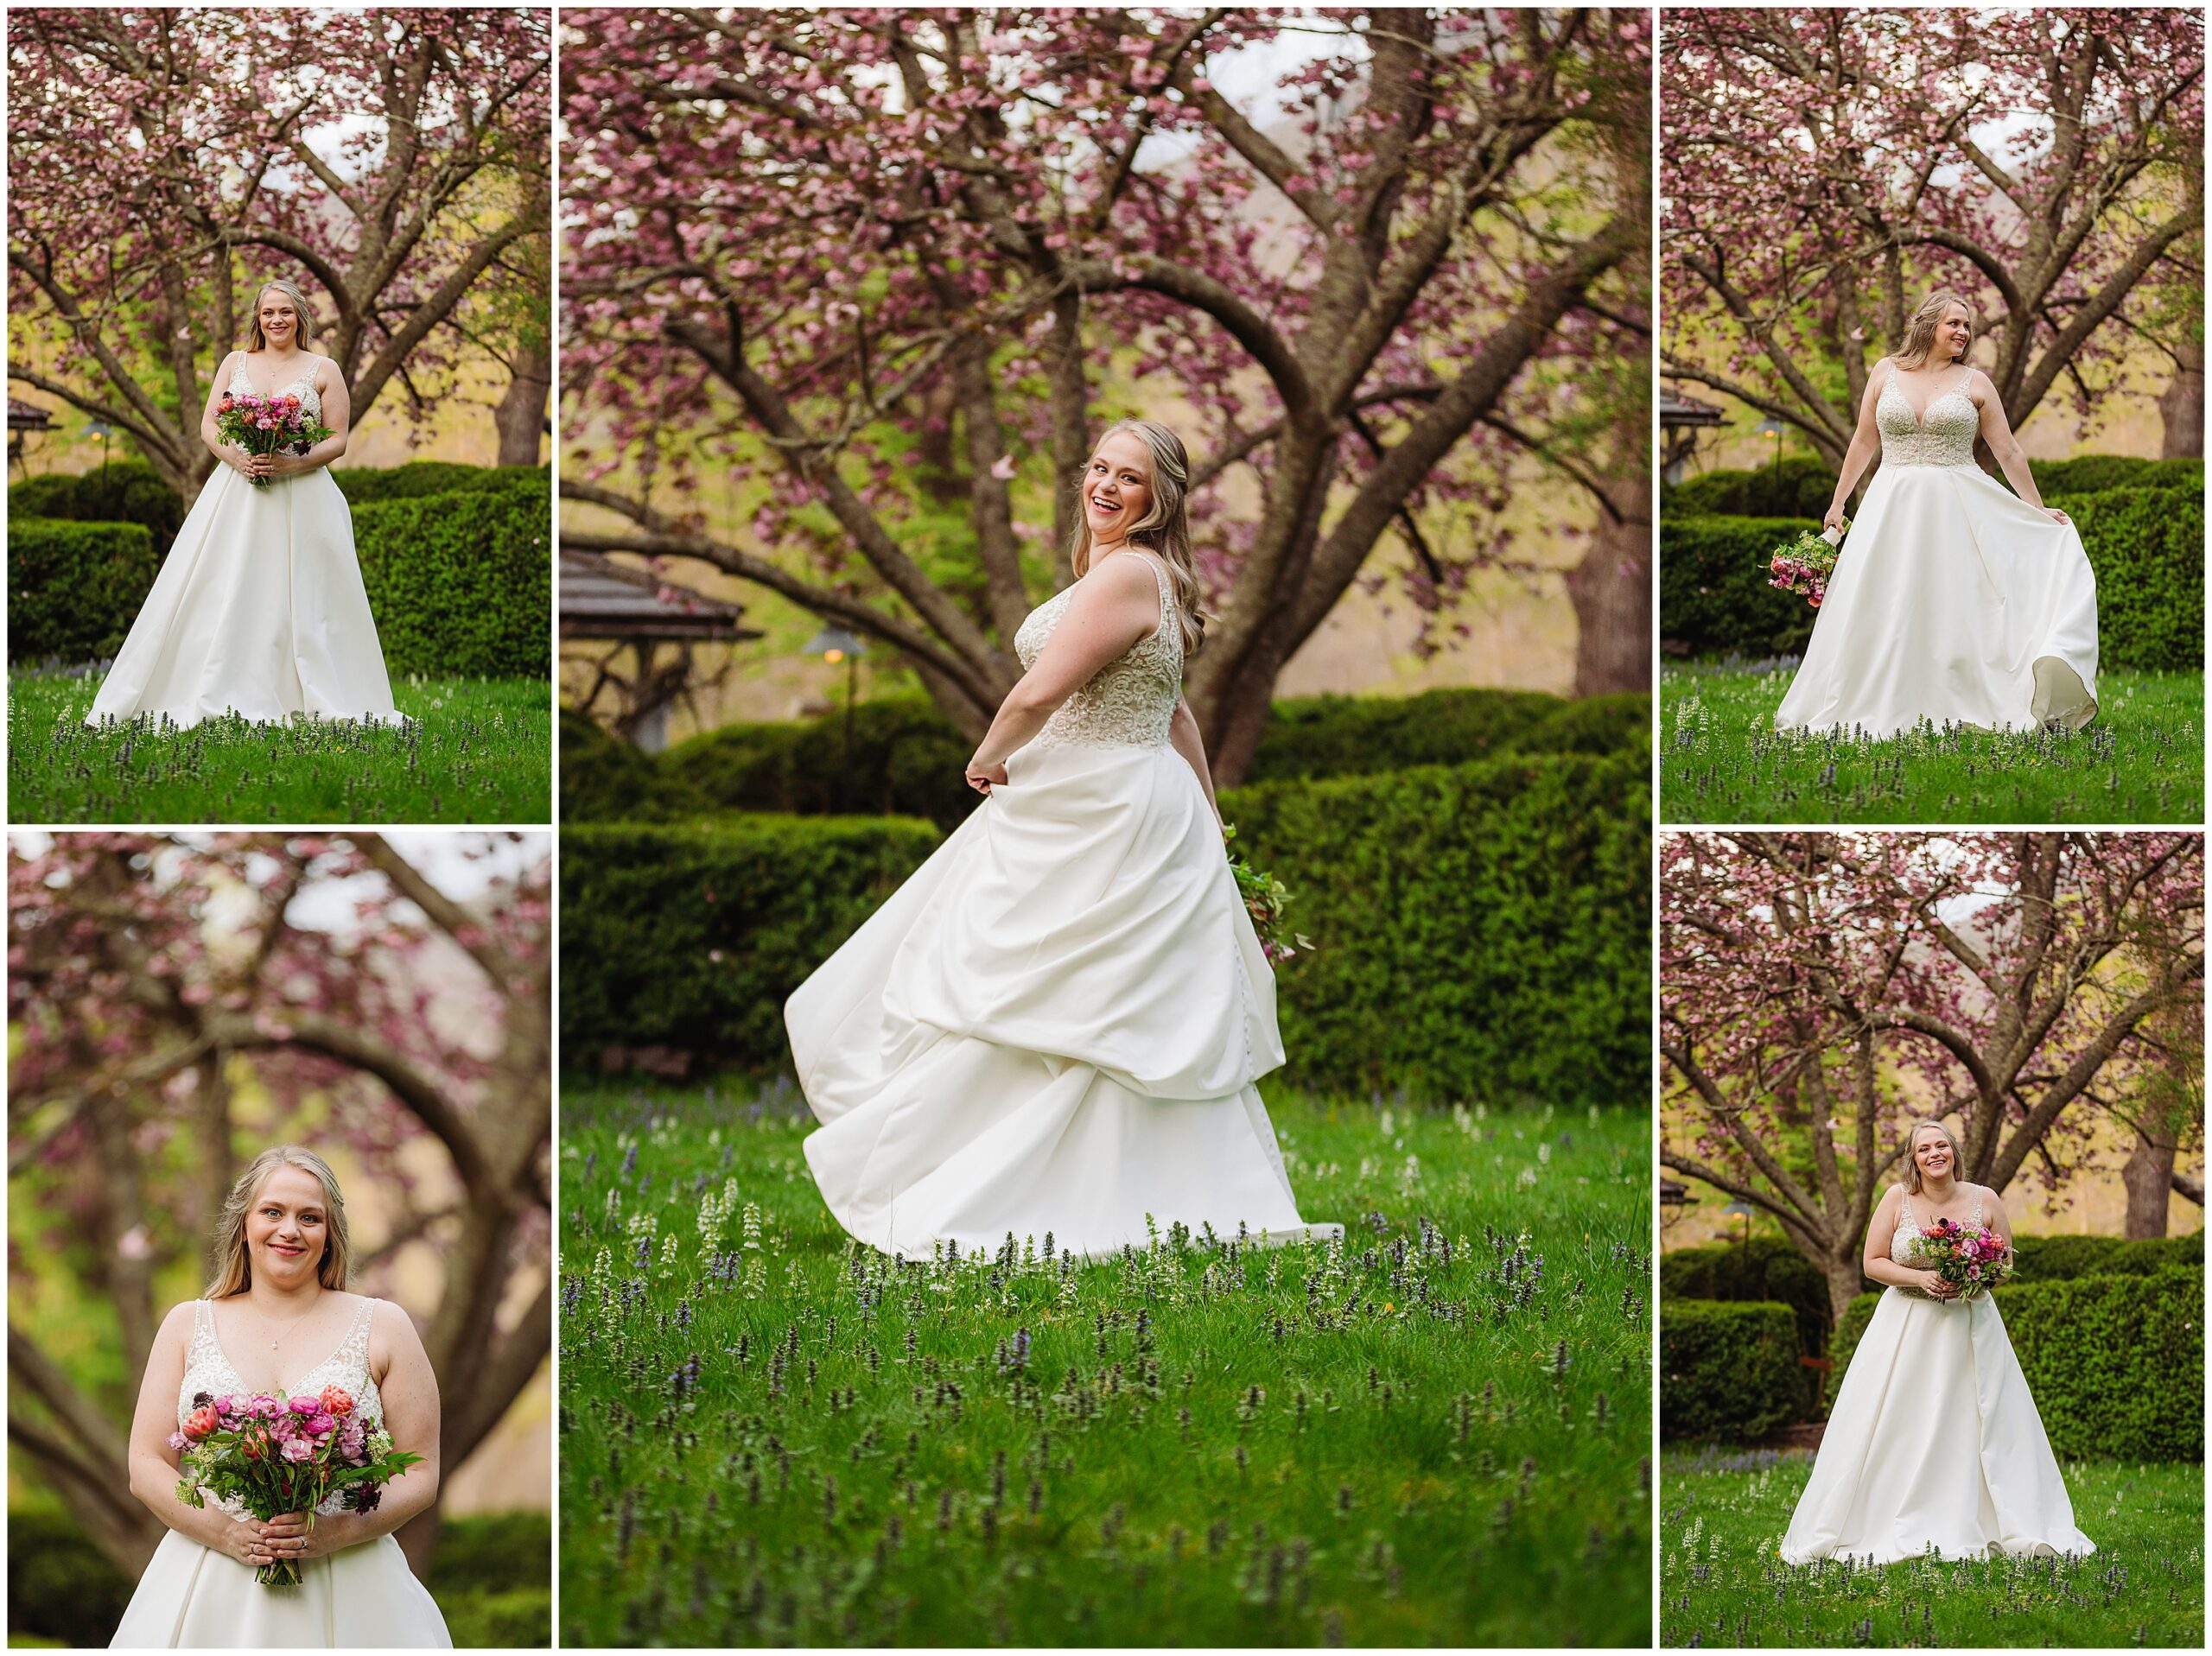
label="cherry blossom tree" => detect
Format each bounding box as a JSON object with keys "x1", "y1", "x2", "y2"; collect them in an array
[
  {"x1": 7, "y1": 7, "x2": 552, "y2": 498},
  {"x1": 1661, "y1": 832, "x2": 2204, "y2": 1321},
  {"x1": 561, "y1": 7, "x2": 1649, "y2": 778},
  {"x1": 1662, "y1": 8, "x2": 2204, "y2": 467},
  {"x1": 7, "y1": 833, "x2": 550, "y2": 1573}
]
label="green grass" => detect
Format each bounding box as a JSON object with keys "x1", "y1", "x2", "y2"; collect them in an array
[
  {"x1": 558, "y1": 1082, "x2": 1653, "y2": 1646},
  {"x1": 7, "y1": 669, "x2": 550, "y2": 823},
  {"x1": 1660, "y1": 662, "x2": 2202, "y2": 824},
  {"x1": 1661, "y1": 1450, "x2": 2204, "y2": 1647}
]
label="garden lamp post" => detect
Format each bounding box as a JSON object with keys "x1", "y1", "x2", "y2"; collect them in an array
[
  {"x1": 84, "y1": 416, "x2": 114, "y2": 475},
  {"x1": 805, "y1": 625, "x2": 864, "y2": 811},
  {"x1": 1722, "y1": 1197, "x2": 1754, "y2": 1256},
  {"x1": 1753, "y1": 416, "x2": 1783, "y2": 508}
]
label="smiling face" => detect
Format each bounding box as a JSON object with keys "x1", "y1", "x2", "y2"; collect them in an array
[
  {"x1": 1911, "y1": 1126, "x2": 1957, "y2": 1183},
  {"x1": 1935, "y1": 302, "x2": 1972, "y2": 363},
  {"x1": 1084, "y1": 430, "x2": 1156, "y2": 545},
  {"x1": 256, "y1": 288, "x2": 300, "y2": 350},
  {"x1": 245, "y1": 1164, "x2": 329, "y2": 1285}
]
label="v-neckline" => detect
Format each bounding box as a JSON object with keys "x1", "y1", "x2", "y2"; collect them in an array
[
  {"x1": 207, "y1": 1295, "x2": 359, "y2": 1397},
  {"x1": 1887, "y1": 369, "x2": 1971, "y2": 430},
  {"x1": 235, "y1": 353, "x2": 317, "y2": 403}
]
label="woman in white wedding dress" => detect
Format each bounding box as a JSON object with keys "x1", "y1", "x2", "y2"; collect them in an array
[
  {"x1": 1775, "y1": 289, "x2": 2099, "y2": 738},
  {"x1": 112, "y1": 1146, "x2": 450, "y2": 1648},
  {"x1": 786, "y1": 420, "x2": 1339, "y2": 1259},
  {"x1": 86, "y1": 278, "x2": 402, "y2": 728},
  {"x1": 1780, "y1": 1120, "x2": 2094, "y2": 1565}
]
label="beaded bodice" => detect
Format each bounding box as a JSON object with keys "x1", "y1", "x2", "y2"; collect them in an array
[
  {"x1": 1013, "y1": 551, "x2": 1182, "y2": 748},
  {"x1": 228, "y1": 354, "x2": 323, "y2": 422},
  {"x1": 1892, "y1": 1187, "x2": 1985, "y2": 1264},
  {"x1": 1876, "y1": 370, "x2": 1978, "y2": 469},
  {"x1": 181, "y1": 1296, "x2": 383, "y2": 1517}
]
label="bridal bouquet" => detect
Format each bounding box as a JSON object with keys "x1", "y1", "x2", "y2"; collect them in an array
[
  {"x1": 1224, "y1": 823, "x2": 1313, "y2": 966},
  {"x1": 213, "y1": 391, "x2": 332, "y2": 491},
  {"x1": 1765, "y1": 521, "x2": 1846, "y2": 608},
  {"x1": 1910, "y1": 1215, "x2": 2013, "y2": 1302},
  {"x1": 171, "y1": 1386, "x2": 422, "y2": 1585}
]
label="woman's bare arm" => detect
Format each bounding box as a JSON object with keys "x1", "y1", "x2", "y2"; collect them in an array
[
  {"x1": 126, "y1": 1303, "x2": 273, "y2": 1563},
  {"x1": 966, "y1": 557, "x2": 1160, "y2": 784},
  {"x1": 1971, "y1": 371, "x2": 2063, "y2": 519},
  {"x1": 1824, "y1": 359, "x2": 1889, "y2": 530},
  {"x1": 1860, "y1": 1184, "x2": 1949, "y2": 1294},
  {"x1": 198, "y1": 352, "x2": 254, "y2": 475}
]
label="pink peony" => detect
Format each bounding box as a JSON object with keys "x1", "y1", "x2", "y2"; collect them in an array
[
  {"x1": 280, "y1": 1437, "x2": 315, "y2": 1463},
  {"x1": 308, "y1": 1413, "x2": 337, "y2": 1437},
  {"x1": 167, "y1": 1431, "x2": 188, "y2": 1451},
  {"x1": 289, "y1": 1395, "x2": 320, "y2": 1416}
]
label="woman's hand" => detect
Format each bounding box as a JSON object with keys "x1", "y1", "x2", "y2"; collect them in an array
[
  {"x1": 1914, "y1": 1269, "x2": 1958, "y2": 1299},
  {"x1": 2044, "y1": 506, "x2": 2070, "y2": 525},
  {"x1": 261, "y1": 451, "x2": 315, "y2": 479},
  {"x1": 252, "y1": 1511, "x2": 349, "y2": 1563},
  {"x1": 964, "y1": 758, "x2": 1007, "y2": 796},
  {"x1": 1821, "y1": 504, "x2": 1848, "y2": 535},
  {"x1": 227, "y1": 1513, "x2": 306, "y2": 1568},
  {"x1": 234, "y1": 450, "x2": 270, "y2": 479}
]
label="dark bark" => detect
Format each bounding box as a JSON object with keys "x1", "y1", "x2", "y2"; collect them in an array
[
  {"x1": 493, "y1": 339, "x2": 552, "y2": 466},
  {"x1": 2158, "y1": 338, "x2": 2204, "y2": 460},
  {"x1": 2121, "y1": 1122, "x2": 2179, "y2": 1238}
]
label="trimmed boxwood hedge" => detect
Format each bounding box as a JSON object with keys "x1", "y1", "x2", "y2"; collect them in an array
[
  {"x1": 561, "y1": 709, "x2": 716, "y2": 822},
  {"x1": 2028, "y1": 454, "x2": 2203, "y2": 496},
  {"x1": 585, "y1": 686, "x2": 1653, "y2": 831},
  {"x1": 333, "y1": 460, "x2": 550, "y2": 504},
  {"x1": 561, "y1": 748, "x2": 1649, "y2": 1103},
  {"x1": 1824, "y1": 1265, "x2": 2204, "y2": 1461},
  {"x1": 1659, "y1": 1235, "x2": 1846, "y2": 1363},
  {"x1": 2048, "y1": 485, "x2": 2204, "y2": 670},
  {"x1": 1662, "y1": 455, "x2": 1837, "y2": 522},
  {"x1": 562, "y1": 815, "x2": 944, "y2": 1070},
  {"x1": 1658, "y1": 512, "x2": 1822, "y2": 660},
  {"x1": 1661, "y1": 1300, "x2": 1803, "y2": 1443},
  {"x1": 2010, "y1": 1230, "x2": 2203, "y2": 1284},
  {"x1": 5, "y1": 459, "x2": 186, "y2": 561},
  {"x1": 353, "y1": 472, "x2": 551, "y2": 677},
  {"x1": 7, "y1": 518, "x2": 160, "y2": 664}
]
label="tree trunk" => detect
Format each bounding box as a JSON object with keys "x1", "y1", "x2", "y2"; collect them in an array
[
  {"x1": 493, "y1": 341, "x2": 551, "y2": 467},
  {"x1": 2121, "y1": 1123, "x2": 2178, "y2": 1238},
  {"x1": 1821, "y1": 1252, "x2": 1865, "y2": 1323},
  {"x1": 1566, "y1": 466, "x2": 1651, "y2": 697},
  {"x1": 2158, "y1": 339, "x2": 2204, "y2": 460}
]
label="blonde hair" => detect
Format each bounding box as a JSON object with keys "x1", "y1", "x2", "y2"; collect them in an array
[
  {"x1": 245, "y1": 278, "x2": 317, "y2": 352},
  {"x1": 1066, "y1": 418, "x2": 1210, "y2": 657},
  {"x1": 1903, "y1": 1119, "x2": 1966, "y2": 1196},
  {"x1": 1896, "y1": 289, "x2": 1976, "y2": 371},
  {"x1": 206, "y1": 1146, "x2": 352, "y2": 1297}
]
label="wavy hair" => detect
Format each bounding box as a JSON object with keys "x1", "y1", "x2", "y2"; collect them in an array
[
  {"x1": 1065, "y1": 418, "x2": 1211, "y2": 657},
  {"x1": 245, "y1": 277, "x2": 318, "y2": 353},
  {"x1": 1896, "y1": 289, "x2": 1976, "y2": 371},
  {"x1": 206, "y1": 1145, "x2": 353, "y2": 1298}
]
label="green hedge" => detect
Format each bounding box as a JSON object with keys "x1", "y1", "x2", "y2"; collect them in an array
[
  {"x1": 582, "y1": 686, "x2": 1653, "y2": 831},
  {"x1": 1658, "y1": 512, "x2": 1822, "y2": 660},
  {"x1": 1659, "y1": 1236, "x2": 1845, "y2": 1364},
  {"x1": 6, "y1": 1507, "x2": 549, "y2": 1648},
  {"x1": 1662, "y1": 455, "x2": 1837, "y2": 522},
  {"x1": 353, "y1": 473, "x2": 551, "y2": 678},
  {"x1": 5, "y1": 459, "x2": 185, "y2": 561},
  {"x1": 2029, "y1": 454, "x2": 2203, "y2": 496},
  {"x1": 562, "y1": 709, "x2": 716, "y2": 822},
  {"x1": 2048, "y1": 485, "x2": 2204, "y2": 670},
  {"x1": 1825, "y1": 1266, "x2": 2203, "y2": 1461},
  {"x1": 7, "y1": 518, "x2": 160, "y2": 664},
  {"x1": 333, "y1": 460, "x2": 550, "y2": 504},
  {"x1": 1660, "y1": 1300, "x2": 1803, "y2": 1443},
  {"x1": 562, "y1": 815, "x2": 944, "y2": 1069},
  {"x1": 1219, "y1": 751, "x2": 1648, "y2": 1103},
  {"x1": 2009, "y1": 1230, "x2": 2203, "y2": 1284},
  {"x1": 561, "y1": 750, "x2": 1650, "y2": 1102}
]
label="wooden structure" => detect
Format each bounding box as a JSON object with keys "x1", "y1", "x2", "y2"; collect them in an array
[{"x1": 559, "y1": 549, "x2": 757, "y2": 752}]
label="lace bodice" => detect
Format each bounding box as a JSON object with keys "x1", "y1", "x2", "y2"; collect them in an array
[
  {"x1": 1891, "y1": 1187, "x2": 1986, "y2": 1265},
  {"x1": 181, "y1": 1296, "x2": 384, "y2": 1518},
  {"x1": 227, "y1": 353, "x2": 323, "y2": 422},
  {"x1": 1876, "y1": 369, "x2": 1978, "y2": 469},
  {"x1": 1012, "y1": 551, "x2": 1182, "y2": 748}
]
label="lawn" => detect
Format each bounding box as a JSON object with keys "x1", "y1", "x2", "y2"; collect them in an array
[
  {"x1": 1661, "y1": 1450, "x2": 2204, "y2": 1648},
  {"x1": 1660, "y1": 662, "x2": 2203, "y2": 824},
  {"x1": 557, "y1": 1082, "x2": 1653, "y2": 1647},
  {"x1": 7, "y1": 669, "x2": 550, "y2": 823}
]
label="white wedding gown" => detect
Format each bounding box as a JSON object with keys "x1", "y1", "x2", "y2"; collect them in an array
[
  {"x1": 1780, "y1": 1189, "x2": 2094, "y2": 1564},
  {"x1": 1774, "y1": 371, "x2": 2099, "y2": 738},
  {"x1": 111, "y1": 1297, "x2": 450, "y2": 1648},
  {"x1": 786, "y1": 551, "x2": 1340, "y2": 1258},
  {"x1": 85, "y1": 356, "x2": 402, "y2": 728}
]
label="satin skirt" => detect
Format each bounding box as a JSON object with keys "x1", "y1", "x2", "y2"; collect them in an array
[
  {"x1": 86, "y1": 466, "x2": 402, "y2": 728},
  {"x1": 786, "y1": 738, "x2": 1340, "y2": 1259},
  {"x1": 1780, "y1": 1288, "x2": 2095, "y2": 1564},
  {"x1": 109, "y1": 1530, "x2": 451, "y2": 1648},
  {"x1": 1774, "y1": 463, "x2": 2099, "y2": 738}
]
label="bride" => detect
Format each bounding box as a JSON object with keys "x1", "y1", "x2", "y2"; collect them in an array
[
  {"x1": 1780, "y1": 1120, "x2": 2094, "y2": 1564},
  {"x1": 785, "y1": 419, "x2": 1339, "y2": 1258},
  {"x1": 112, "y1": 1146, "x2": 450, "y2": 1647},
  {"x1": 1774, "y1": 289, "x2": 2099, "y2": 738},
  {"x1": 86, "y1": 278, "x2": 403, "y2": 728}
]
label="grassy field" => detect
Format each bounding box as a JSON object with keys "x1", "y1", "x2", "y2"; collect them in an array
[
  {"x1": 558, "y1": 1082, "x2": 1653, "y2": 1647},
  {"x1": 1661, "y1": 1450, "x2": 2204, "y2": 1648},
  {"x1": 1660, "y1": 663, "x2": 2202, "y2": 824},
  {"x1": 7, "y1": 670, "x2": 550, "y2": 823}
]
